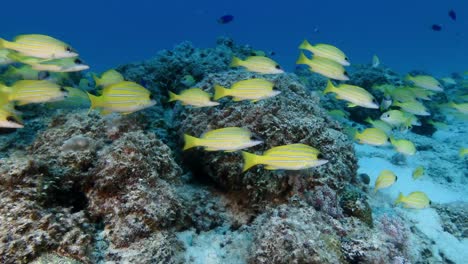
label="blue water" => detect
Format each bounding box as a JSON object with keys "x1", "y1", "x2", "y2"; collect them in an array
[{"x1": 2, "y1": 0, "x2": 467, "y2": 75}]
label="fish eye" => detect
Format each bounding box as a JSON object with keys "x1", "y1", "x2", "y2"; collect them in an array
[
  {"x1": 372, "y1": 98, "x2": 377, "y2": 104},
  {"x1": 66, "y1": 47, "x2": 72, "y2": 52},
  {"x1": 74, "y1": 58, "x2": 83, "y2": 64},
  {"x1": 275, "y1": 65, "x2": 281, "y2": 69},
  {"x1": 149, "y1": 94, "x2": 154, "y2": 100},
  {"x1": 429, "y1": 200, "x2": 432, "y2": 205},
  {"x1": 395, "y1": 176, "x2": 398, "y2": 181},
  {"x1": 60, "y1": 86, "x2": 67, "y2": 92},
  {"x1": 344, "y1": 71, "x2": 349, "y2": 77},
  {"x1": 317, "y1": 153, "x2": 324, "y2": 159},
  {"x1": 345, "y1": 57, "x2": 349, "y2": 62}
]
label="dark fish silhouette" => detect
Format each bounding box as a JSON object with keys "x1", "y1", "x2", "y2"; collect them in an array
[
  {"x1": 448, "y1": 9, "x2": 456, "y2": 21},
  {"x1": 431, "y1": 24, "x2": 442, "y2": 31},
  {"x1": 218, "y1": 15, "x2": 234, "y2": 24}
]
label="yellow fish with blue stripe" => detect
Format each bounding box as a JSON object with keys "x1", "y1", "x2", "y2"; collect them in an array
[
  {"x1": 0, "y1": 34, "x2": 78, "y2": 59},
  {"x1": 324, "y1": 80, "x2": 378, "y2": 109},
  {"x1": 87, "y1": 81, "x2": 155, "y2": 115},
  {"x1": 93, "y1": 69, "x2": 124, "y2": 88},
  {"x1": 412, "y1": 166, "x2": 424, "y2": 180},
  {"x1": 393, "y1": 100, "x2": 430, "y2": 116},
  {"x1": 214, "y1": 78, "x2": 280, "y2": 102},
  {"x1": 298, "y1": 40, "x2": 350, "y2": 66},
  {"x1": 169, "y1": 88, "x2": 219, "y2": 107},
  {"x1": 405, "y1": 75, "x2": 443, "y2": 92},
  {"x1": 9, "y1": 53, "x2": 89, "y2": 72},
  {"x1": 355, "y1": 128, "x2": 388, "y2": 146},
  {"x1": 296, "y1": 52, "x2": 349, "y2": 81},
  {"x1": 390, "y1": 137, "x2": 416, "y2": 155},
  {"x1": 374, "y1": 170, "x2": 397, "y2": 193},
  {"x1": 395, "y1": 191, "x2": 431, "y2": 209},
  {"x1": 183, "y1": 127, "x2": 262, "y2": 152},
  {"x1": 230, "y1": 56, "x2": 284, "y2": 74},
  {"x1": 0, "y1": 80, "x2": 67, "y2": 105},
  {"x1": 364, "y1": 117, "x2": 393, "y2": 135},
  {"x1": 242, "y1": 143, "x2": 328, "y2": 171}
]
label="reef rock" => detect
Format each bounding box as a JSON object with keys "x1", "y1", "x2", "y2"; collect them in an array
[{"x1": 175, "y1": 71, "x2": 358, "y2": 205}]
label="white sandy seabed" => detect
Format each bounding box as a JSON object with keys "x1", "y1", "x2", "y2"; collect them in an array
[{"x1": 356, "y1": 120, "x2": 468, "y2": 264}]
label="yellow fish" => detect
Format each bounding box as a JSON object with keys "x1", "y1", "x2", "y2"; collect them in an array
[
  {"x1": 0, "y1": 80, "x2": 67, "y2": 105},
  {"x1": 87, "y1": 81, "x2": 155, "y2": 114},
  {"x1": 441, "y1": 77, "x2": 456, "y2": 85},
  {"x1": 388, "y1": 86, "x2": 416, "y2": 102},
  {"x1": 0, "y1": 49, "x2": 14, "y2": 65},
  {"x1": 412, "y1": 166, "x2": 424, "y2": 180},
  {"x1": 460, "y1": 147, "x2": 468, "y2": 158},
  {"x1": 390, "y1": 137, "x2": 416, "y2": 155},
  {"x1": 183, "y1": 127, "x2": 262, "y2": 152},
  {"x1": 4, "y1": 65, "x2": 40, "y2": 80},
  {"x1": 427, "y1": 120, "x2": 448, "y2": 130},
  {"x1": 93, "y1": 69, "x2": 125, "y2": 88},
  {"x1": 405, "y1": 75, "x2": 443, "y2": 92},
  {"x1": 324, "y1": 80, "x2": 378, "y2": 109},
  {"x1": 355, "y1": 128, "x2": 388, "y2": 146},
  {"x1": 327, "y1": 109, "x2": 349, "y2": 121},
  {"x1": 449, "y1": 102, "x2": 468, "y2": 114},
  {"x1": 296, "y1": 52, "x2": 349, "y2": 81},
  {"x1": 364, "y1": 117, "x2": 393, "y2": 135},
  {"x1": 214, "y1": 78, "x2": 280, "y2": 102},
  {"x1": 230, "y1": 56, "x2": 284, "y2": 74},
  {"x1": 393, "y1": 100, "x2": 430, "y2": 116},
  {"x1": 372, "y1": 54, "x2": 380, "y2": 68},
  {"x1": 0, "y1": 34, "x2": 77, "y2": 59},
  {"x1": 180, "y1": 75, "x2": 196, "y2": 87},
  {"x1": 169, "y1": 88, "x2": 219, "y2": 107},
  {"x1": 46, "y1": 87, "x2": 90, "y2": 109},
  {"x1": 406, "y1": 86, "x2": 434, "y2": 101},
  {"x1": 380, "y1": 110, "x2": 411, "y2": 127},
  {"x1": 242, "y1": 143, "x2": 328, "y2": 171},
  {"x1": 374, "y1": 170, "x2": 397, "y2": 193},
  {"x1": 395, "y1": 191, "x2": 430, "y2": 209},
  {"x1": 298, "y1": 40, "x2": 350, "y2": 66}
]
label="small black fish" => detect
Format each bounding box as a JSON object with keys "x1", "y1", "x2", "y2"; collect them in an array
[
  {"x1": 218, "y1": 14, "x2": 234, "y2": 24},
  {"x1": 431, "y1": 24, "x2": 442, "y2": 31},
  {"x1": 448, "y1": 9, "x2": 456, "y2": 21}
]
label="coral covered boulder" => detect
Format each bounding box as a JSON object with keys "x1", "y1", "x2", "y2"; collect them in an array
[{"x1": 175, "y1": 71, "x2": 358, "y2": 204}]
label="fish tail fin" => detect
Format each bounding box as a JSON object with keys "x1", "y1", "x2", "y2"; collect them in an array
[
  {"x1": 353, "y1": 130, "x2": 360, "y2": 141},
  {"x1": 183, "y1": 134, "x2": 200, "y2": 151},
  {"x1": 404, "y1": 74, "x2": 412, "y2": 82},
  {"x1": 168, "y1": 91, "x2": 178, "y2": 102},
  {"x1": 296, "y1": 51, "x2": 310, "y2": 65},
  {"x1": 230, "y1": 56, "x2": 242, "y2": 67},
  {"x1": 86, "y1": 92, "x2": 101, "y2": 113},
  {"x1": 298, "y1": 39, "x2": 313, "y2": 50},
  {"x1": 323, "y1": 80, "x2": 335, "y2": 94},
  {"x1": 214, "y1": 84, "x2": 229, "y2": 100},
  {"x1": 364, "y1": 117, "x2": 372, "y2": 124},
  {"x1": 395, "y1": 192, "x2": 404, "y2": 205},
  {"x1": 0, "y1": 38, "x2": 10, "y2": 49},
  {"x1": 242, "y1": 151, "x2": 262, "y2": 172},
  {"x1": 92, "y1": 74, "x2": 100, "y2": 87}
]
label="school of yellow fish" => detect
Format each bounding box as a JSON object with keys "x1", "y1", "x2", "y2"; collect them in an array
[{"x1": 1, "y1": 34, "x2": 467, "y2": 209}]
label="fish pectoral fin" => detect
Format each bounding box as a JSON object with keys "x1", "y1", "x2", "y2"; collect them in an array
[
  {"x1": 264, "y1": 165, "x2": 279, "y2": 170},
  {"x1": 232, "y1": 97, "x2": 243, "y2": 102},
  {"x1": 250, "y1": 99, "x2": 259, "y2": 103},
  {"x1": 347, "y1": 103, "x2": 358, "y2": 108}
]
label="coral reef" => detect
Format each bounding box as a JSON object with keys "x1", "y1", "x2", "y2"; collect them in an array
[
  {"x1": 434, "y1": 202, "x2": 468, "y2": 240},
  {"x1": 249, "y1": 203, "x2": 410, "y2": 264},
  {"x1": 0, "y1": 111, "x2": 185, "y2": 263},
  {"x1": 175, "y1": 71, "x2": 357, "y2": 206}
]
